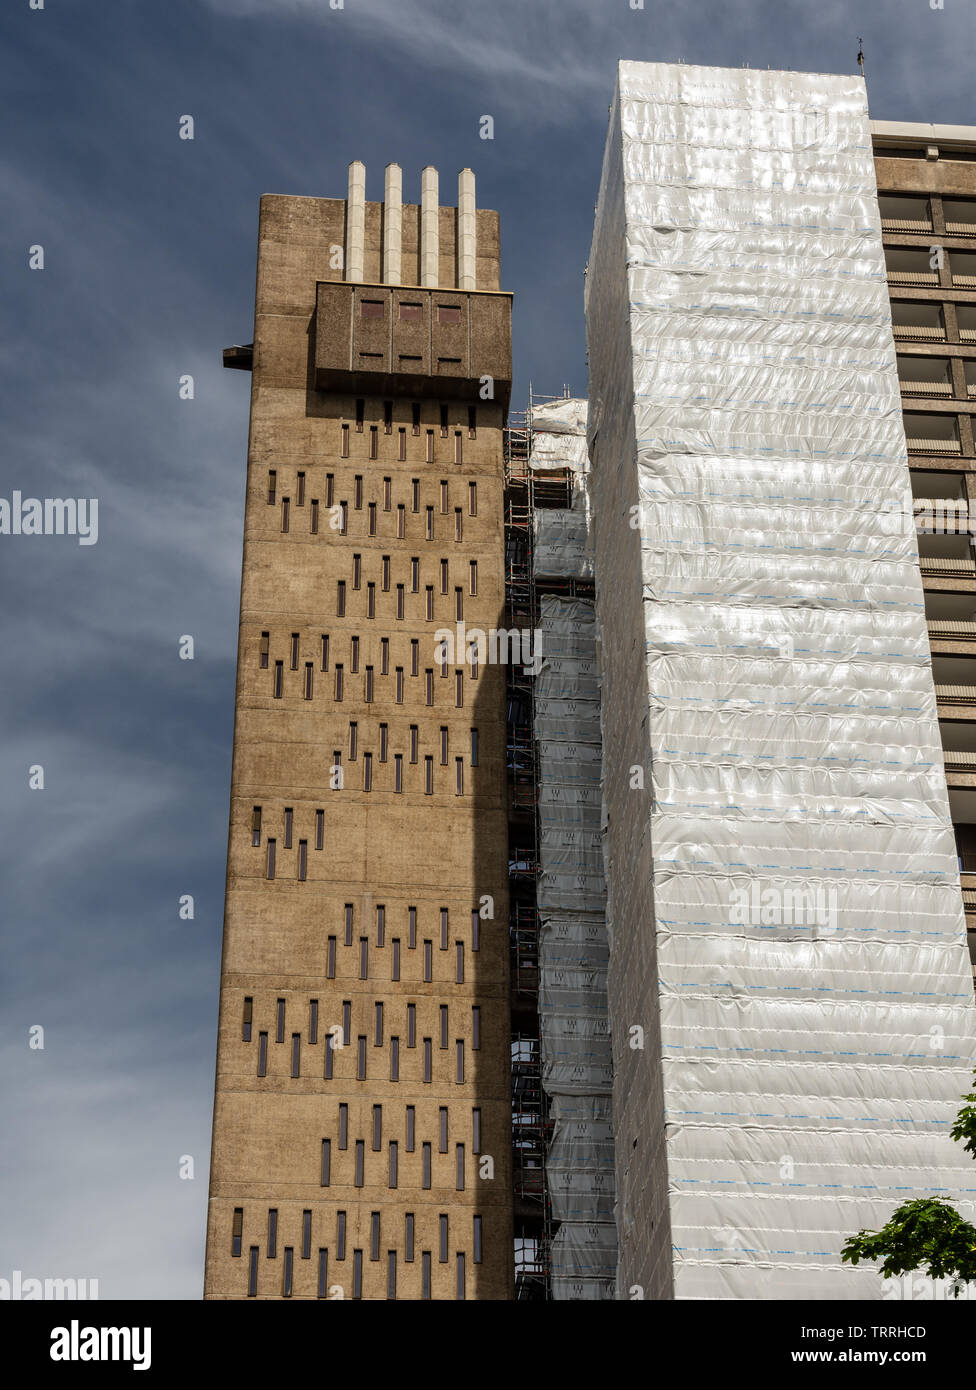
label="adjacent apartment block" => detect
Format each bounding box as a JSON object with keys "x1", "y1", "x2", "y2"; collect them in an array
[
  {"x1": 585, "y1": 61, "x2": 976, "y2": 1300},
  {"x1": 205, "y1": 165, "x2": 514, "y2": 1300}
]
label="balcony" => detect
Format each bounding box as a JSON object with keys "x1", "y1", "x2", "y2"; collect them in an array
[
  {"x1": 959, "y1": 305, "x2": 976, "y2": 344},
  {"x1": 951, "y1": 251, "x2": 976, "y2": 288},
  {"x1": 904, "y1": 412, "x2": 961, "y2": 455},
  {"x1": 898, "y1": 354, "x2": 953, "y2": 397},
  {"x1": 944, "y1": 199, "x2": 976, "y2": 236},
  {"x1": 886, "y1": 247, "x2": 939, "y2": 286},
  {"x1": 879, "y1": 194, "x2": 933, "y2": 234},
  {"x1": 891, "y1": 300, "x2": 946, "y2": 341}
]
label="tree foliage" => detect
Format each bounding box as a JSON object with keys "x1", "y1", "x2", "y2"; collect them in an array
[{"x1": 841, "y1": 1069, "x2": 976, "y2": 1296}]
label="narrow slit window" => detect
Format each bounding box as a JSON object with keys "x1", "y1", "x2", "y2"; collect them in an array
[
  {"x1": 396, "y1": 585, "x2": 404, "y2": 620},
  {"x1": 267, "y1": 1208, "x2": 278, "y2": 1259},
  {"x1": 440, "y1": 1004, "x2": 448, "y2": 1047},
  {"x1": 412, "y1": 402, "x2": 421, "y2": 436},
  {"x1": 410, "y1": 726, "x2": 418, "y2": 763},
  {"x1": 407, "y1": 1003, "x2": 416, "y2": 1048},
  {"x1": 366, "y1": 583, "x2": 375, "y2": 619},
  {"x1": 266, "y1": 839, "x2": 276, "y2": 879},
  {"x1": 367, "y1": 501, "x2": 376, "y2": 536},
  {"x1": 472, "y1": 1107, "x2": 482, "y2": 1154},
  {"x1": 425, "y1": 755, "x2": 433, "y2": 794},
  {"x1": 379, "y1": 723, "x2": 388, "y2": 762},
  {"x1": 357, "y1": 1035, "x2": 366, "y2": 1080},
  {"x1": 298, "y1": 839, "x2": 307, "y2": 881},
  {"x1": 423, "y1": 940, "x2": 432, "y2": 982},
  {"x1": 232, "y1": 1208, "x2": 243, "y2": 1258},
  {"x1": 383, "y1": 476, "x2": 392, "y2": 510},
  {"x1": 340, "y1": 424, "x2": 349, "y2": 457},
  {"x1": 454, "y1": 431, "x2": 462, "y2": 465},
  {"x1": 337, "y1": 1211, "x2": 346, "y2": 1260},
  {"x1": 456, "y1": 1039, "x2": 464, "y2": 1083},
  {"x1": 327, "y1": 935, "x2": 336, "y2": 978},
  {"x1": 456, "y1": 1252, "x2": 466, "y2": 1301},
  {"x1": 422, "y1": 1250, "x2": 431, "y2": 1299},
  {"x1": 423, "y1": 1036, "x2": 432, "y2": 1083},
  {"x1": 309, "y1": 999, "x2": 318, "y2": 1045},
  {"x1": 242, "y1": 996, "x2": 253, "y2": 1042},
  {"x1": 251, "y1": 806, "x2": 262, "y2": 847},
  {"x1": 408, "y1": 906, "x2": 417, "y2": 949},
  {"x1": 380, "y1": 638, "x2": 389, "y2": 674},
  {"x1": 344, "y1": 905, "x2": 353, "y2": 947},
  {"x1": 454, "y1": 508, "x2": 462, "y2": 542},
  {"x1": 354, "y1": 476, "x2": 363, "y2": 510},
  {"x1": 304, "y1": 662, "x2": 313, "y2": 699},
  {"x1": 440, "y1": 404, "x2": 449, "y2": 439},
  {"x1": 468, "y1": 481, "x2": 477, "y2": 515},
  {"x1": 258, "y1": 1031, "x2": 268, "y2": 1076},
  {"x1": 439, "y1": 1213, "x2": 449, "y2": 1261},
  {"x1": 321, "y1": 634, "x2": 329, "y2": 670},
  {"x1": 268, "y1": 469, "x2": 277, "y2": 505},
  {"x1": 440, "y1": 727, "x2": 448, "y2": 766},
  {"x1": 336, "y1": 581, "x2": 346, "y2": 617},
  {"x1": 335, "y1": 664, "x2": 344, "y2": 701},
  {"x1": 281, "y1": 497, "x2": 290, "y2": 532},
  {"x1": 360, "y1": 938, "x2": 369, "y2": 980},
  {"x1": 273, "y1": 661, "x2": 283, "y2": 699},
  {"x1": 297, "y1": 471, "x2": 305, "y2": 506},
  {"x1": 326, "y1": 473, "x2": 334, "y2": 506},
  {"x1": 396, "y1": 505, "x2": 405, "y2": 539},
  {"x1": 425, "y1": 506, "x2": 434, "y2": 540},
  {"x1": 259, "y1": 632, "x2": 269, "y2": 669},
  {"x1": 282, "y1": 1248, "x2": 293, "y2": 1297},
  {"x1": 395, "y1": 667, "x2": 404, "y2": 703},
  {"x1": 354, "y1": 1140, "x2": 365, "y2": 1186},
  {"x1": 382, "y1": 556, "x2": 390, "y2": 591},
  {"x1": 472, "y1": 1212, "x2": 486, "y2": 1267},
  {"x1": 394, "y1": 753, "x2": 403, "y2": 791},
  {"x1": 310, "y1": 498, "x2": 319, "y2": 533},
  {"x1": 398, "y1": 428, "x2": 406, "y2": 461},
  {"x1": 374, "y1": 1002, "x2": 383, "y2": 1048},
  {"x1": 339, "y1": 1103, "x2": 348, "y2": 1149},
  {"x1": 391, "y1": 937, "x2": 400, "y2": 980},
  {"x1": 456, "y1": 1143, "x2": 465, "y2": 1192},
  {"x1": 372, "y1": 1103, "x2": 383, "y2": 1150},
  {"x1": 440, "y1": 479, "x2": 449, "y2": 513},
  {"x1": 425, "y1": 670, "x2": 433, "y2": 705},
  {"x1": 315, "y1": 809, "x2": 324, "y2": 850},
  {"x1": 422, "y1": 1143, "x2": 432, "y2": 1190},
  {"x1": 369, "y1": 426, "x2": 378, "y2": 460},
  {"x1": 406, "y1": 1106, "x2": 416, "y2": 1152},
  {"x1": 353, "y1": 1250, "x2": 363, "y2": 1300},
  {"x1": 456, "y1": 757, "x2": 464, "y2": 796},
  {"x1": 248, "y1": 1247, "x2": 259, "y2": 1296},
  {"x1": 276, "y1": 998, "x2": 285, "y2": 1043},
  {"x1": 456, "y1": 941, "x2": 464, "y2": 983},
  {"x1": 470, "y1": 728, "x2": 479, "y2": 767},
  {"x1": 283, "y1": 807, "x2": 293, "y2": 848},
  {"x1": 317, "y1": 1249, "x2": 328, "y2": 1297},
  {"x1": 302, "y1": 1210, "x2": 312, "y2": 1260},
  {"x1": 439, "y1": 1106, "x2": 448, "y2": 1153},
  {"x1": 390, "y1": 1035, "x2": 399, "y2": 1081},
  {"x1": 387, "y1": 1250, "x2": 397, "y2": 1299},
  {"x1": 426, "y1": 430, "x2": 434, "y2": 464},
  {"x1": 355, "y1": 400, "x2": 364, "y2": 432},
  {"x1": 291, "y1": 1033, "x2": 301, "y2": 1077}
]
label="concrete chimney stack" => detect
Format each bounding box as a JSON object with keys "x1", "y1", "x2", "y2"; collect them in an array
[
  {"x1": 383, "y1": 163, "x2": 403, "y2": 285},
  {"x1": 457, "y1": 168, "x2": 477, "y2": 290},
  {"x1": 421, "y1": 165, "x2": 439, "y2": 288},
  {"x1": 346, "y1": 160, "x2": 366, "y2": 282}
]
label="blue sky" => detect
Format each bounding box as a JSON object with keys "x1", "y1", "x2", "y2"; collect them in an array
[{"x1": 1, "y1": 0, "x2": 973, "y2": 1299}]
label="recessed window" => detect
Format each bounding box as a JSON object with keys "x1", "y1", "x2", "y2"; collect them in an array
[
  {"x1": 317, "y1": 1250, "x2": 329, "y2": 1298},
  {"x1": 232, "y1": 1208, "x2": 243, "y2": 1258},
  {"x1": 405, "y1": 1213, "x2": 415, "y2": 1261},
  {"x1": 400, "y1": 302, "x2": 422, "y2": 322},
  {"x1": 406, "y1": 1105, "x2": 416, "y2": 1152},
  {"x1": 267, "y1": 1208, "x2": 278, "y2": 1259},
  {"x1": 321, "y1": 1140, "x2": 331, "y2": 1187},
  {"x1": 355, "y1": 1140, "x2": 365, "y2": 1187},
  {"x1": 242, "y1": 996, "x2": 253, "y2": 1042},
  {"x1": 337, "y1": 1211, "x2": 346, "y2": 1260},
  {"x1": 437, "y1": 305, "x2": 462, "y2": 324},
  {"x1": 407, "y1": 1002, "x2": 416, "y2": 1048},
  {"x1": 258, "y1": 1031, "x2": 268, "y2": 1076},
  {"x1": 251, "y1": 806, "x2": 262, "y2": 847},
  {"x1": 259, "y1": 632, "x2": 269, "y2": 669},
  {"x1": 361, "y1": 299, "x2": 385, "y2": 319}
]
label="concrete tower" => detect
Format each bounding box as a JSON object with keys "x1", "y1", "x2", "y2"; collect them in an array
[{"x1": 205, "y1": 164, "x2": 514, "y2": 1300}]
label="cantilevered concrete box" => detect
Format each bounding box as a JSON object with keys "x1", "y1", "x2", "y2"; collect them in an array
[{"x1": 314, "y1": 281, "x2": 512, "y2": 406}]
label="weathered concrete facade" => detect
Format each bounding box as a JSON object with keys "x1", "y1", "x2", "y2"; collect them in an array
[
  {"x1": 875, "y1": 121, "x2": 976, "y2": 973},
  {"x1": 205, "y1": 170, "x2": 514, "y2": 1299}
]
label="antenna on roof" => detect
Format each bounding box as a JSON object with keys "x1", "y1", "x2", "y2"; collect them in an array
[{"x1": 857, "y1": 37, "x2": 865, "y2": 77}]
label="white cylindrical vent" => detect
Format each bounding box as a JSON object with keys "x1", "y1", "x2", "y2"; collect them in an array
[
  {"x1": 457, "y1": 168, "x2": 477, "y2": 290},
  {"x1": 383, "y1": 163, "x2": 403, "y2": 285},
  {"x1": 346, "y1": 160, "x2": 366, "y2": 283},
  {"x1": 421, "y1": 165, "x2": 439, "y2": 288}
]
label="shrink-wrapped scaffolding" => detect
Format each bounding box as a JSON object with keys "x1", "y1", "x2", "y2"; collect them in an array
[{"x1": 585, "y1": 60, "x2": 976, "y2": 1299}]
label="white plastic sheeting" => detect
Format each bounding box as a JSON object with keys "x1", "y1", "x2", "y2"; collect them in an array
[
  {"x1": 532, "y1": 396, "x2": 617, "y2": 1297},
  {"x1": 585, "y1": 60, "x2": 976, "y2": 1300}
]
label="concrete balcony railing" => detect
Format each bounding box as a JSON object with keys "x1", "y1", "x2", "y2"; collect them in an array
[
  {"x1": 946, "y1": 221, "x2": 976, "y2": 235},
  {"x1": 920, "y1": 555, "x2": 976, "y2": 579},
  {"x1": 928, "y1": 619, "x2": 976, "y2": 640},
  {"x1": 961, "y1": 329, "x2": 976, "y2": 342},
  {"x1": 893, "y1": 324, "x2": 946, "y2": 341},
  {"x1": 881, "y1": 217, "x2": 934, "y2": 233},
  {"x1": 943, "y1": 750, "x2": 976, "y2": 770},
  {"x1": 901, "y1": 380, "x2": 953, "y2": 396},
  {"x1": 935, "y1": 684, "x2": 976, "y2": 704},
  {"x1": 953, "y1": 274, "x2": 976, "y2": 288},
  {"x1": 907, "y1": 436, "x2": 962, "y2": 454},
  {"x1": 888, "y1": 270, "x2": 940, "y2": 285}
]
